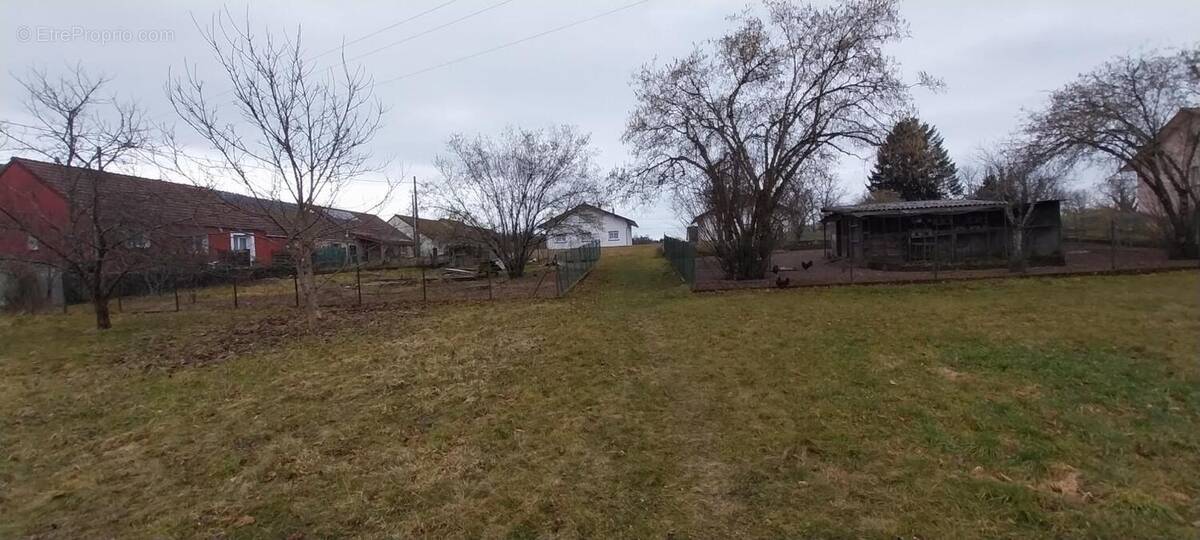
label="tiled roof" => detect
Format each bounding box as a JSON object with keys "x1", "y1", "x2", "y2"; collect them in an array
[
  {"x1": 543, "y1": 203, "x2": 639, "y2": 228},
  {"x1": 391, "y1": 215, "x2": 484, "y2": 244},
  {"x1": 8, "y1": 157, "x2": 410, "y2": 245}
]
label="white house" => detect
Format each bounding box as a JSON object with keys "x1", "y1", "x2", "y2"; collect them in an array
[
  {"x1": 388, "y1": 214, "x2": 492, "y2": 265},
  {"x1": 543, "y1": 204, "x2": 638, "y2": 249}
]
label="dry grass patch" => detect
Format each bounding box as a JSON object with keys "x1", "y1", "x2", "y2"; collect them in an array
[{"x1": 1, "y1": 246, "x2": 1198, "y2": 538}]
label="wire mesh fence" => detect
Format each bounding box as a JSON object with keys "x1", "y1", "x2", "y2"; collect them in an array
[
  {"x1": 85, "y1": 242, "x2": 598, "y2": 316},
  {"x1": 85, "y1": 255, "x2": 574, "y2": 316},
  {"x1": 553, "y1": 240, "x2": 601, "y2": 296},
  {"x1": 662, "y1": 236, "x2": 696, "y2": 288}
]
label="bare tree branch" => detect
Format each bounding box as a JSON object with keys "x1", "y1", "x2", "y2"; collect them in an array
[{"x1": 618, "y1": 0, "x2": 916, "y2": 279}]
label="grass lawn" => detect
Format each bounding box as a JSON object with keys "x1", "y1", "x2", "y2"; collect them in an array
[{"x1": 2, "y1": 246, "x2": 1198, "y2": 538}]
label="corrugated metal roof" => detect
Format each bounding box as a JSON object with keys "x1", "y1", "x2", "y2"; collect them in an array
[{"x1": 822, "y1": 199, "x2": 1006, "y2": 217}]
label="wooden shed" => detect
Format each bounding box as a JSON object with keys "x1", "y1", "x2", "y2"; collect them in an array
[{"x1": 821, "y1": 199, "x2": 1063, "y2": 269}]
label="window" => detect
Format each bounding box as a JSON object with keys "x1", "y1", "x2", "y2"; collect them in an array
[
  {"x1": 125, "y1": 233, "x2": 150, "y2": 249},
  {"x1": 230, "y1": 233, "x2": 256, "y2": 262},
  {"x1": 26, "y1": 235, "x2": 39, "y2": 251},
  {"x1": 552, "y1": 234, "x2": 568, "y2": 243},
  {"x1": 231, "y1": 234, "x2": 251, "y2": 251},
  {"x1": 608, "y1": 230, "x2": 619, "y2": 241},
  {"x1": 190, "y1": 235, "x2": 210, "y2": 255}
]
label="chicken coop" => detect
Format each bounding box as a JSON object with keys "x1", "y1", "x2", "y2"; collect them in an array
[{"x1": 821, "y1": 199, "x2": 1063, "y2": 269}]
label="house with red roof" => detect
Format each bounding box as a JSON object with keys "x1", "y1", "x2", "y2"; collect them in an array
[{"x1": 0, "y1": 157, "x2": 411, "y2": 272}]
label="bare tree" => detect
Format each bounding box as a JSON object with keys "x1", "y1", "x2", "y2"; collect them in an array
[
  {"x1": 0, "y1": 66, "x2": 162, "y2": 329},
  {"x1": 167, "y1": 11, "x2": 387, "y2": 319},
  {"x1": 433, "y1": 125, "x2": 601, "y2": 278},
  {"x1": 1096, "y1": 171, "x2": 1139, "y2": 213},
  {"x1": 619, "y1": 0, "x2": 916, "y2": 279},
  {"x1": 774, "y1": 160, "x2": 846, "y2": 243},
  {"x1": 974, "y1": 143, "x2": 1065, "y2": 272},
  {"x1": 1026, "y1": 46, "x2": 1199, "y2": 257}
]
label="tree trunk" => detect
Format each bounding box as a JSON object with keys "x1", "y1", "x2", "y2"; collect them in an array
[
  {"x1": 295, "y1": 245, "x2": 321, "y2": 321},
  {"x1": 1008, "y1": 226, "x2": 1027, "y2": 273},
  {"x1": 505, "y1": 254, "x2": 525, "y2": 279},
  {"x1": 724, "y1": 228, "x2": 772, "y2": 280},
  {"x1": 93, "y1": 295, "x2": 112, "y2": 330},
  {"x1": 1165, "y1": 194, "x2": 1199, "y2": 259}
]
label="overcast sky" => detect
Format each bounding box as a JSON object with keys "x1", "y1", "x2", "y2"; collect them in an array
[{"x1": 2, "y1": 0, "x2": 1197, "y2": 238}]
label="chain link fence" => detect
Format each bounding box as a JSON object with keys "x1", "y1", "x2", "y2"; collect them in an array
[
  {"x1": 662, "y1": 236, "x2": 696, "y2": 288},
  {"x1": 553, "y1": 240, "x2": 601, "y2": 296}
]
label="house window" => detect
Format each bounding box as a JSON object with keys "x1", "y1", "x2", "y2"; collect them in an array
[
  {"x1": 231, "y1": 234, "x2": 251, "y2": 251},
  {"x1": 608, "y1": 230, "x2": 619, "y2": 241},
  {"x1": 230, "y1": 233, "x2": 256, "y2": 262},
  {"x1": 552, "y1": 234, "x2": 568, "y2": 243},
  {"x1": 125, "y1": 233, "x2": 150, "y2": 249},
  {"x1": 190, "y1": 235, "x2": 210, "y2": 255},
  {"x1": 26, "y1": 235, "x2": 39, "y2": 251}
]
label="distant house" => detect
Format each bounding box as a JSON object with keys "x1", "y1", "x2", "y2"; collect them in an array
[
  {"x1": 542, "y1": 204, "x2": 638, "y2": 249},
  {"x1": 0, "y1": 157, "x2": 412, "y2": 269},
  {"x1": 1128, "y1": 107, "x2": 1199, "y2": 219},
  {"x1": 388, "y1": 215, "x2": 491, "y2": 266},
  {"x1": 688, "y1": 207, "x2": 805, "y2": 250},
  {"x1": 821, "y1": 199, "x2": 1063, "y2": 269}
]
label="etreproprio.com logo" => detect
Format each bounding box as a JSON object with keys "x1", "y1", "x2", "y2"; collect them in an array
[{"x1": 16, "y1": 25, "x2": 175, "y2": 44}]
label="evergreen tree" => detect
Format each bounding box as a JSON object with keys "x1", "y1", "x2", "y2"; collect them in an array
[{"x1": 867, "y1": 117, "x2": 961, "y2": 200}]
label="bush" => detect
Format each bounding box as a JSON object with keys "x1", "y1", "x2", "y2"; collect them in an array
[{"x1": 1, "y1": 262, "x2": 55, "y2": 313}]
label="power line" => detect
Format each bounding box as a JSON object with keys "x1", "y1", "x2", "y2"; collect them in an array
[
  {"x1": 344, "y1": 0, "x2": 518, "y2": 64},
  {"x1": 308, "y1": 0, "x2": 461, "y2": 61},
  {"x1": 376, "y1": 0, "x2": 650, "y2": 86}
]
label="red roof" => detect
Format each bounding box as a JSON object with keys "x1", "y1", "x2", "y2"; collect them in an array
[{"x1": 6, "y1": 157, "x2": 411, "y2": 245}]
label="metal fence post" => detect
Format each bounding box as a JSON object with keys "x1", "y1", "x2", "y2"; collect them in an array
[
  {"x1": 356, "y1": 264, "x2": 362, "y2": 306},
  {"x1": 933, "y1": 237, "x2": 940, "y2": 280},
  {"x1": 293, "y1": 271, "x2": 299, "y2": 307},
  {"x1": 420, "y1": 265, "x2": 427, "y2": 302},
  {"x1": 232, "y1": 276, "x2": 239, "y2": 309},
  {"x1": 117, "y1": 294, "x2": 123, "y2": 313},
  {"x1": 174, "y1": 279, "x2": 180, "y2": 312},
  {"x1": 487, "y1": 266, "x2": 494, "y2": 300},
  {"x1": 1110, "y1": 217, "x2": 1117, "y2": 270}
]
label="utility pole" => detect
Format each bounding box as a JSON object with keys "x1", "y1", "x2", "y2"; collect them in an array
[
  {"x1": 414, "y1": 175, "x2": 427, "y2": 302},
  {"x1": 412, "y1": 176, "x2": 420, "y2": 263}
]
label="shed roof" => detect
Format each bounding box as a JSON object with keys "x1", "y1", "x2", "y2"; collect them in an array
[{"x1": 822, "y1": 199, "x2": 1006, "y2": 218}]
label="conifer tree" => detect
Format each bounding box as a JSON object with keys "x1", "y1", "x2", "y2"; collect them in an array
[{"x1": 867, "y1": 117, "x2": 960, "y2": 200}]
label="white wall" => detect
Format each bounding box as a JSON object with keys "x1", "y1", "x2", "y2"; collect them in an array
[
  {"x1": 545, "y1": 209, "x2": 634, "y2": 249},
  {"x1": 387, "y1": 216, "x2": 436, "y2": 257}
]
